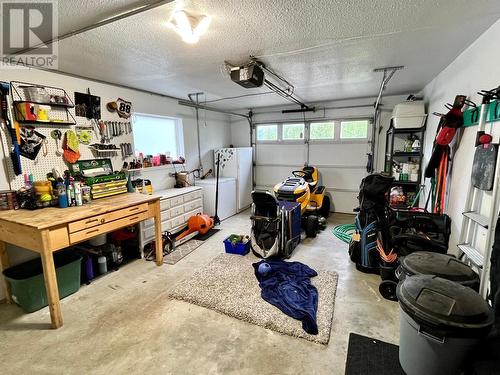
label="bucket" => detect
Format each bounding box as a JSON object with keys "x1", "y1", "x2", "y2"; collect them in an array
[
  {"x1": 396, "y1": 252, "x2": 480, "y2": 291},
  {"x1": 397, "y1": 275, "x2": 493, "y2": 375}
]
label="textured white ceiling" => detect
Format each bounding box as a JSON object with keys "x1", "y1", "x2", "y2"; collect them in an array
[{"x1": 54, "y1": 0, "x2": 500, "y2": 110}]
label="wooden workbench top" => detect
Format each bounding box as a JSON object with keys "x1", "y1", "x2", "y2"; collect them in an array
[{"x1": 0, "y1": 193, "x2": 160, "y2": 230}]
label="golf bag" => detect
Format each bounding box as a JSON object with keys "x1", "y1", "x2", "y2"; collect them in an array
[
  {"x1": 349, "y1": 173, "x2": 394, "y2": 273},
  {"x1": 389, "y1": 210, "x2": 451, "y2": 256},
  {"x1": 250, "y1": 191, "x2": 300, "y2": 259}
]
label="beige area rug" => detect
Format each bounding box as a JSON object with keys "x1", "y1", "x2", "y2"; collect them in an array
[
  {"x1": 168, "y1": 253, "x2": 338, "y2": 344},
  {"x1": 163, "y1": 240, "x2": 204, "y2": 265}
]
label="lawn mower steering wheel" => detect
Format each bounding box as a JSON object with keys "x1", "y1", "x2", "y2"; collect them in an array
[{"x1": 292, "y1": 170, "x2": 312, "y2": 180}]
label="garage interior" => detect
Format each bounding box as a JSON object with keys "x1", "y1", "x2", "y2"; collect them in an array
[{"x1": 0, "y1": 1, "x2": 500, "y2": 374}]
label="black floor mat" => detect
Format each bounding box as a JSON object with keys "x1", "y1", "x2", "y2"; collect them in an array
[
  {"x1": 345, "y1": 333, "x2": 404, "y2": 375},
  {"x1": 194, "y1": 228, "x2": 220, "y2": 241}
]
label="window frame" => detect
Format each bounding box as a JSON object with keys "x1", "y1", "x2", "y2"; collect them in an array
[
  {"x1": 255, "y1": 123, "x2": 279, "y2": 143},
  {"x1": 339, "y1": 119, "x2": 370, "y2": 141},
  {"x1": 132, "y1": 112, "x2": 185, "y2": 157},
  {"x1": 281, "y1": 122, "x2": 306, "y2": 142},
  {"x1": 309, "y1": 121, "x2": 336, "y2": 142},
  {"x1": 254, "y1": 117, "x2": 371, "y2": 145}
]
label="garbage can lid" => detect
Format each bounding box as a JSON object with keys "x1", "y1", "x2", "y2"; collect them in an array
[
  {"x1": 400, "y1": 252, "x2": 479, "y2": 284},
  {"x1": 397, "y1": 275, "x2": 493, "y2": 331}
]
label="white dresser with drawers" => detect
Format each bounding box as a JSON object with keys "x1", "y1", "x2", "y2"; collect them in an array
[{"x1": 139, "y1": 186, "x2": 203, "y2": 251}]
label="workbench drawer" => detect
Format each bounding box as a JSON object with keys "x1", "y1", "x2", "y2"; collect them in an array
[
  {"x1": 68, "y1": 203, "x2": 148, "y2": 233},
  {"x1": 70, "y1": 211, "x2": 148, "y2": 244},
  {"x1": 183, "y1": 199, "x2": 202, "y2": 213},
  {"x1": 169, "y1": 195, "x2": 184, "y2": 207},
  {"x1": 184, "y1": 190, "x2": 202, "y2": 202}
]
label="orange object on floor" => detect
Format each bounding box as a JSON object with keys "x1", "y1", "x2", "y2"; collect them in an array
[{"x1": 176, "y1": 214, "x2": 214, "y2": 241}]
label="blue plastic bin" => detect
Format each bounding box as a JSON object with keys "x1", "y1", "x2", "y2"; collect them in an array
[{"x1": 224, "y1": 237, "x2": 250, "y2": 255}]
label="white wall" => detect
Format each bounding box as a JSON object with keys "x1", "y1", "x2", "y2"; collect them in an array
[
  {"x1": 421, "y1": 19, "x2": 500, "y2": 254},
  {"x1": 0, "y1": 67, "x2": 231, "y2": 300}
]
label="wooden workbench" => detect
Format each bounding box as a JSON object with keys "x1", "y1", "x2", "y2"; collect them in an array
[{"x1": 0, "y1": 193, "x2": 163, "y2": 329}]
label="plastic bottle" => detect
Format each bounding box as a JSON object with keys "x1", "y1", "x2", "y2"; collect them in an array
[
  {"x1": 97, "y1": 256, "x2": 107, "y2": 274},
  {"x1": 57, "y1": 182, "x2": 68, "y2": 208}
]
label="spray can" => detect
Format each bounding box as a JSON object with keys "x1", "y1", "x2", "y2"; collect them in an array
[
  {"x1": 66, "y1": 184, "x2": 74, "y2": 206},
  {"x1": 74, "y1": 182, "x2": 83, "y2": 206}
]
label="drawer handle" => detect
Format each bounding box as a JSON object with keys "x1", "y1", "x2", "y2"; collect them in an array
[
  {"x1": 85, "y1": 218, "x2": 99, "y2": 224},
  {"x1": 86, "y1": 229, "x2": 99, "y2": 235},
  {"x1": 129, "y1": 207, "x2": 140, "y2": 212},
  {"x1": 100, "y1": 218, "x2": 106, "y2": 224},
  {"x1": 129, "y1": 216, "x2": 140, "y2": 221}
]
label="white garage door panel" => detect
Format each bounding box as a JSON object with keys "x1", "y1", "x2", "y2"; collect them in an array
[
  {"x1": 320, "y1": 168, "x2": 366, "y2": 191},
  {"x1": 309, "y1": 143, "x2": 368, "y2": 166},
  {"x1": 329, "y1": 190, "x2": 358, "y2": 214},
  {"x1": 256, "y1": 144, "x2": 304, "y2": 165},
  {"x1": 254, "y1": 120, "x2": 369, "y2": 214},
  {"x1": 256, "y1": 165, "x2": 302, "y2": 187}
]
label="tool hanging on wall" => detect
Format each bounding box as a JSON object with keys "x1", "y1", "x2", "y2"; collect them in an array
[
  {"x1": 424, "y1": 95, "x2": 469, "y2": 213},
  {"x1": 50, "y1": 130, "x2": 63, "y2": 156},
  {"x1": 0, "y1": 82, "x2": 22, "y2": 175}
]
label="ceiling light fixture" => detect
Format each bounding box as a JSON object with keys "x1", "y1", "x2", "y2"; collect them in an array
[{"x1": 167, "y1": 10, "x2": 211, "y2": 44}]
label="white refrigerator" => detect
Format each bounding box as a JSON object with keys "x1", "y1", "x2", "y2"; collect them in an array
[{"x1": 214, "y1": 147, "x2": 253, "y2": 212}]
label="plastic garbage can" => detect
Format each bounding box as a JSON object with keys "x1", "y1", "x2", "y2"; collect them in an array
[
  {"x1": 396, "y1": 251, "x2": 480, "y2": 290},
  {"x1": 3, "y1": 250, "x2": 82, "y2": 312},
  {"x1": 397, "y1": 275, "x2": 493, "y2": 375}
]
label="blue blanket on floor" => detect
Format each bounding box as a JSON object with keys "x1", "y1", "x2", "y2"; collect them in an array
[{"x1": 253, "y1": 259, "x2": 319, "y2": 334}]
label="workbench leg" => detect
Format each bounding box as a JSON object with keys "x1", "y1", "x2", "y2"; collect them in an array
[
  {"x1": 40, "y1": 232, "x2": 62, "y2": 328},
  {"x1": 153, "y1": 200, "x2": 163, "y2": 266},
  {"x1": 0, "y1": 241, "x2": 12, "y2": 304}
]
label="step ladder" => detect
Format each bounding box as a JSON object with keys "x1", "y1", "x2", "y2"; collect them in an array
[{"x1": 458, "y1": 89, "x2": 500, "y2": 298}]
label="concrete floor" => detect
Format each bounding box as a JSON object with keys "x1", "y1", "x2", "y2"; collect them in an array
[{"x1": 0, "y1": 212, "x2": 399, "y2": 375}]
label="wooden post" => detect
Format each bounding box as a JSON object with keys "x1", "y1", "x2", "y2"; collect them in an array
[
  {"x1": 40, "y1": 231, "x2": 62, "y2": 328},
  {"x1": 153, "y1": 200, "x2": 163, "y2": 266},
  {"x1": 0, "y1": 241, "x2": 12, "y2": 304}
]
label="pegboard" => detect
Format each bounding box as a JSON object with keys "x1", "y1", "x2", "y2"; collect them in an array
[{"x1": 0, "y1": 81, "x2": 135, "y2": 190}]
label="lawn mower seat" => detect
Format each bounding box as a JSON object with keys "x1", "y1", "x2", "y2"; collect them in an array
[{"x1": 302, "y1": 166, "x2": 319, "y2": 192}]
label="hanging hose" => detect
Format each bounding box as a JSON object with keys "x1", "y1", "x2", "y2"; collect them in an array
[{"x1": 332, "y1": 224, "x2": 356, "y2": 243}]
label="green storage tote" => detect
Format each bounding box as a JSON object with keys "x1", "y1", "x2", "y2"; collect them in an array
[{"x1": 3, "y1": 250, "x2": 82, "y2": 312}]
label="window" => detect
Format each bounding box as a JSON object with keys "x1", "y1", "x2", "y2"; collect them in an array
[
  {"x1": 310, "y1": 122, "x2": 335, "y2": 140},
  {"x1": 256, "y1": 124, "x2": 278, "y2": 141},
  {"x1": 132, "y1": 113, "x2": 184, "y2": 157},
  {"x1": 340, "y1": 120, "x2": 369, "y2": 139},
  {"x1": 282, "y1": 123, "x2": 304, "y2": 140}
]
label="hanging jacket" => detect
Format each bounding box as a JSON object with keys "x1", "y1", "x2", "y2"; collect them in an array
[{"x1": 253, "y1": 259, "x2": 319, "y2": 334}]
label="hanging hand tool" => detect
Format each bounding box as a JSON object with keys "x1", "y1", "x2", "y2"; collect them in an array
[
  {"x1": 0, "y1": 82, "x2": 22, "y2": 175},
  {"x1": 98, "y1": 120, "x2": 106, "y2": 143},
  {"x1": 50, "y1": 129, "x2": 63, "y2": 156}
]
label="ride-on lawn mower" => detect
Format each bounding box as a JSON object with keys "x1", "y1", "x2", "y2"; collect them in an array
[{"x1": 274, "y1": 166, "x2": 330, "y2": 237}]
